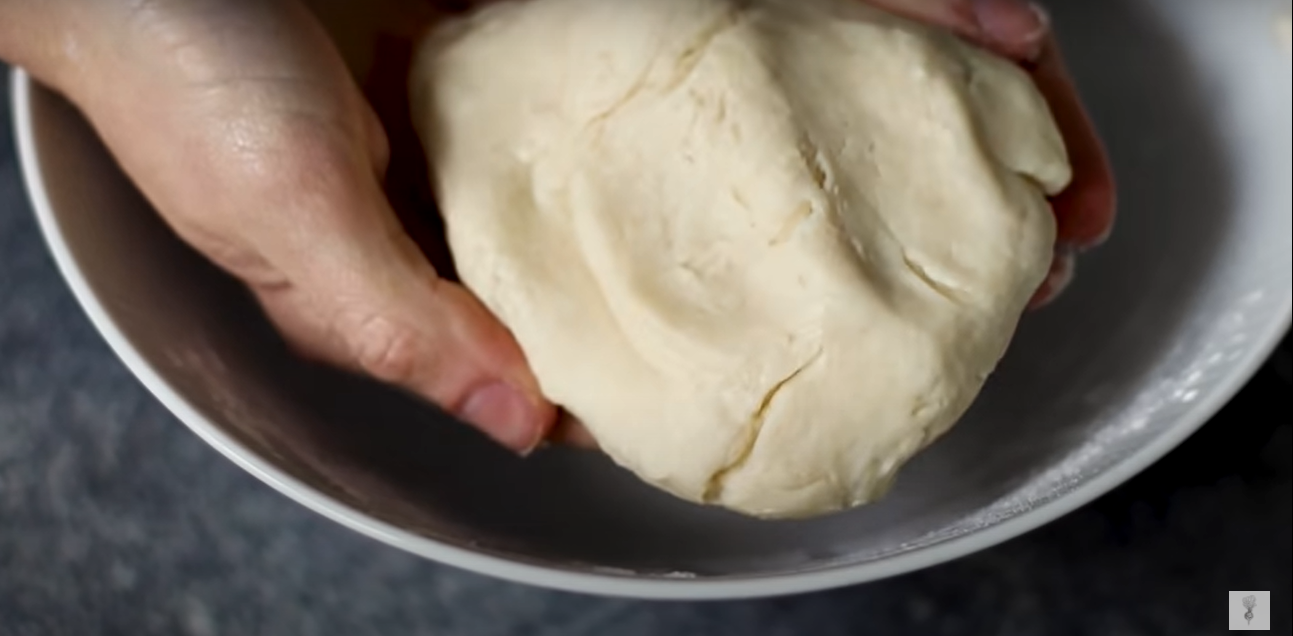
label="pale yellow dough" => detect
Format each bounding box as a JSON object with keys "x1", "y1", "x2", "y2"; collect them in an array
[{"x1": 412, "y1": 0, "x2": 1070, "y2": 518}]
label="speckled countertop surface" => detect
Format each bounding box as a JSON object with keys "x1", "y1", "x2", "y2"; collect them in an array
[{"x1": 1, "y1": 68, "x2": 1290, "y2": 636}]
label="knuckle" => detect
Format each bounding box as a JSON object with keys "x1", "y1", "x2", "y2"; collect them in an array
[
  {"x1": 212, "y1": 113, "x2": 362, "y2": 206},
  {"x1": 347, "y1": 314, "x2": 423, "y2": 385}
]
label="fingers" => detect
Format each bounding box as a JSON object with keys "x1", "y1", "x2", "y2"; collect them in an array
[
  {"x1": 1027, "y1": 246, "x2": 1075, "y2": 309},
  {"x1": 862, "y1": 0, "x2": 1048, "y2": 62},
  {"x1": 244, "y1": 129, "x2": 558, "y2": 454},
  {"x1": 1029, "y1": 36, "x2": 1117, "y2": 250},
  {"x1": 54, "y1": 0, "x2": 558, "y2": 453},
  {"x1": 863, "y1": 0, "x2": 1116, "y2": 247},
  {"x1": 361, "y1": 32, "x2": 582, "y2": 451},
  {"x1": 968, "y1": 0, "x2": 1049, "y2": 62},
  {"x1": 864, "y1": 0, "x2": 1116, "y2": 304},
  {"x1": 860, "y1": 0, "x2": 980, "y2": 42}
]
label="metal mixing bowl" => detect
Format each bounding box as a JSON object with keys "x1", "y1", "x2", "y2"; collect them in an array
[{"x1": 11, "y1": 0, "x2": 1291, "y2": 599}]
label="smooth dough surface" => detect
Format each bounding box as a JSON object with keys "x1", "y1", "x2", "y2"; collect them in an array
[{"x1": 413, "y1": 0, "x2": 1070, "y2": 518}]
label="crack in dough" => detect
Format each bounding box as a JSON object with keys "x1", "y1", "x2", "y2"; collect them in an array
[{"x1": 703, "y1": 348, "x2": 823, "y2": 503}]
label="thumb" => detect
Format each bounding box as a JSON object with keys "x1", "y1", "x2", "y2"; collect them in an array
[
  {"x1": 247, "y1": 145, "x2": 557, "y2": 453},
  {"x1": 42, "y1": 0, "x2": 557, "y2": 452}
]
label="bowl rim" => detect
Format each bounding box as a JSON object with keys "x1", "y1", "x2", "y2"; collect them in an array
[{"x1": 12, "y1": 68, "x2": 1292, "y2": 600}]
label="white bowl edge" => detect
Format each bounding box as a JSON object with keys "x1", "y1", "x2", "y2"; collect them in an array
[{"x1": 10, "y1": 68, "x2": 1291, "y2": 600}]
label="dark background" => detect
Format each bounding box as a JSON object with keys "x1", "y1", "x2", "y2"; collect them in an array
[{"x1": 2, "y1": 67, "x2": 1290, "y2": 636}]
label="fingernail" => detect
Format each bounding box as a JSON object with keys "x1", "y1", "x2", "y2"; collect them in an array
[
  {"x1": 457, "y1": 382, "x2": 543, "y2": 454},
  {"x1": 974, "y1": 0, "x2": 1050, "y2": 62}
]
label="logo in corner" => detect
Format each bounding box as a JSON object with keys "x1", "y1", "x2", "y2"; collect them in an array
[
  {"x1": 1229, "y1": 591, "x2": 1271, "y2": 630},
  {"x1": 1242, "y1": 595, "x2": 1257, "y2": 625}
]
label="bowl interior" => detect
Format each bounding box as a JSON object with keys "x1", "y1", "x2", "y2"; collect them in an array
[{"x1": 16, "y1": 0, "x2": 1292, "y2": 584}]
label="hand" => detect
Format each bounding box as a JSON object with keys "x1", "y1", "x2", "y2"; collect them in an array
[
  {"x1": 20, "y1": 0, "x2": 559, "y2": 453},
  {"x1": 861, "y1": 0, "x2": 1117, "y2": 306}
]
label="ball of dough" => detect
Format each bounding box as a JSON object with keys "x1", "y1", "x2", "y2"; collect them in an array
[{"x1": 412, "y1": 0, "x2": 1070, "y2": 518}]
